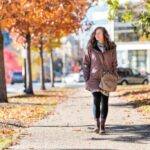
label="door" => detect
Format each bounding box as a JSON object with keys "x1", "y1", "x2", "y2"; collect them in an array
[{"x1": 132, "y1": 69, "x2": 144, "y2": 84}]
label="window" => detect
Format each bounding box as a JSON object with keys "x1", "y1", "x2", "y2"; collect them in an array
[
  {"x1": 115, "y1": 32, "x2": 140, "y2": 42},
  {"x1": 128, "y1": 50, "x2": 147, "y2": 72},
  {"x1": 118, "y1": 70, "x2": 125, "y2": 77},
  {"x1": 132, "y1": 69, "x2": 140, "y2": 75},
  {"x1": 126, "y1": 69, "x2": 132, "y2": 76}
]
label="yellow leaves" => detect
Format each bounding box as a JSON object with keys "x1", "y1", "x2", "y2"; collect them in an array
[
  {"x1": 1, "y1": 89, "x2": 73, "y2": 127},
  {"x1": 0, "y1": 127, "x2": 22, "y2": 149},
  {"x1": 0, "y1": 0, "x2": 91, "y2": 54},
  {"x1": 116, "y1": 85, "x2": 150, "y2": 115},
  {"x1": 34, "y1": 56, "x2": 41, "y2": 65},
  {"x1": 46, "y1": 36, "x2": 62, "y2": 49},
  {"x1": 0, "y1": 88, "x2": 74, "y2": 149},
  {"x1": 29, "y1": 27, "x2": 33, "y2": 33},
  {"x1": 0, "y1": 105, "x2": 49, "y2": 124},
  {"x1": 0, "y1": 128, "x2": 15, "y2": 147}
]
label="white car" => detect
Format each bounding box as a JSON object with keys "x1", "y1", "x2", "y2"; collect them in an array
[{"x1": 63, "y1": 71, "x2": 84, "y2": 83}]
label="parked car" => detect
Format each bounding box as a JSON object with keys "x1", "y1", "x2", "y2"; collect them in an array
[
  {"x1": 63, "y1": 71, "x2": 84, "y2": 83},
  {"x1": 117, "y1": 67, "x2": 149, "y2": 85},
  {"x1": 10, "y1": 71, "x2": 24, "y2": 84},
  {"x1": 140, "y1": 71, "x2": 150, "y2": 79},
  {"x1": 43, "y1": 71, "x2": 62, "y2": 83},
  {"x1": 78, "y1": 70, "x2": 85, "y2": 82}
]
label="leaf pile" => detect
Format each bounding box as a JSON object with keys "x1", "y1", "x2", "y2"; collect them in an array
[
  {"x1": 116, "y1": 85, "x2": 150, "y2": 116},
  {"x1": 0, "y1": 88, "x2": 74, "y2": 149}
]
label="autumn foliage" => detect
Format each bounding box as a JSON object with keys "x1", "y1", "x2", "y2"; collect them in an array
[
  {"x1": 116, "y1": 85, "x2": 150, "y2": 116},
  {"x1": 0, "y1": 0, "x2": 93, "y2": 100},
  {"x1": 0, "y1": 88, "x2": 74, "y2": 149},
  {"x1": 0, "y1": 1, "x2": 93, "y2": 148}
]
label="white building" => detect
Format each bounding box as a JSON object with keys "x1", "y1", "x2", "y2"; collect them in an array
[{"x1": 114, "y1": 3, "x2": 150, "y2": 73}]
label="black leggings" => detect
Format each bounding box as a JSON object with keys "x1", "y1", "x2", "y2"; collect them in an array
[{"x1": 92, "y1": 92, "x2": 109, "y2": 119}]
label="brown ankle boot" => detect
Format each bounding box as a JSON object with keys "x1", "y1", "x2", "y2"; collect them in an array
[
  {"x1": 93, "y1": 118, "x2": 100, "y2": 133},
  {"x1": 100, "y1": 118, "x2": 106, "y2": 134}
]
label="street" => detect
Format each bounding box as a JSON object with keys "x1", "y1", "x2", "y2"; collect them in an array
[{"x1": 7, "y1": 82, "x2": 85, "y2": 95}]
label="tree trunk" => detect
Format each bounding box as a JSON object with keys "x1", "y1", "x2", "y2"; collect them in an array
[
  {"x1": 25, "y1": 32, "x2": 34, "y2": 94},
  {"x1": 0, "y1": 30, "x2": 8, "y2": 102},
  {"x1": 23, "y1": 58, "x2": 27, "y2": 92},
  {"x1": 49, "y1": 49, "x2": 54, "y2": 87},
  {"x1": 39, "y1": 36, "x2": 46, "y2": 90}
]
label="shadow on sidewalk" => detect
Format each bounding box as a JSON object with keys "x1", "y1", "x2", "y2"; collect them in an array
[
  {"x1": 30, "y1": 124, "x2": 94, "y2": 128},
  {"x1": 90, "y1": 124, "x2": 150, "y2": 144},
  {"x1": 30, "y1": 124, "x2": 150, "y2": 144},
  {"x1": 110, "y1": 99, "x2": 150, "y2": 109},
  {"x1": 9, "y1": 94, "x2": 65, "y2": 99},
  {"x1": 5, "y1": 102, "x2": 51, "y2": 106},
  {"x1": 110, "y1": 102, "x2": 135, "y2": 108},
  {"x1": 112, "y1": 90, "x2": 150, "y2": 97}
]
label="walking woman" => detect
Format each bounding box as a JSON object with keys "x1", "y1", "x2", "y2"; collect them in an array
[{"x1": 82, "y1": 26, "x2": 119, "y2": 134}]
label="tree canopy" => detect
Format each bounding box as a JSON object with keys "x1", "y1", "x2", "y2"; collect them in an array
[{"x1": 107, "y1": 0, "x2": 150, "y2": 37}]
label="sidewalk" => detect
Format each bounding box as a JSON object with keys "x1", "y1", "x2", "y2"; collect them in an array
[{"x1": 9, "y1": 87, "x2": 150, "y2": 150}]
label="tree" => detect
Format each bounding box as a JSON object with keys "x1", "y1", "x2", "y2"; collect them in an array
[
  {"x1": 107, "y1": 0, "x2": 150, "y2": 37},
  {"x1": 0, "y1": 30, "x2": 7, "y2": 102},
  {"x1": 45, "y1": 37, "x2": 62, "y2": 88},
  {"x1": 9, "y1": 0, "x2": 48, "y2": 94},
  {"x1": 30, "y1": 0, "x2": 94, "y2": 88},
  {"x1": 0, "y1": 0, "x2": 95, "y2": 101},
  {"x1": 0, "y1": 0, "x2": 23, "y2": 102}
]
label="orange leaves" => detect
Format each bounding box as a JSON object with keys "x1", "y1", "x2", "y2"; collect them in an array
[
  {"x1": 0, "y1": 105, "x2": 50, "y2": 126},
  {"x1": 0, "y1": 0, "x2": 92, "y2": 52},
  {"x1": 1, "y1": 0, "x2": 90, "y2": 35},
  {"x1": 0, "y1": 127, "x2": 22, "y2": 149},
  {"x1": 0, "y1": 89, "x2": 73, "y2": 126},
  {"x1": 1, "y1": 18, "x2": 16, "y2": 29},
  {"x1": 116, "y1": 85, "x2": 150, "y2": 115},
  {"x1": 0, "y1": 88, "x2": 74, "y2": 149}
]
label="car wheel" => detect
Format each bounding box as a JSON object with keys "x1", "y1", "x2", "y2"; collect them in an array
[
  {"x1": 143, "y1": 80, "x2": 149, "y2": 85},
  {"x1": 121, "y1": 80, "x2": 128, "y2": 85}
]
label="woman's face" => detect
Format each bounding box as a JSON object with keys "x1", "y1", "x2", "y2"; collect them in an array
[{"x1": 95, "y1": 29, "x2": 104, "y2": 43}]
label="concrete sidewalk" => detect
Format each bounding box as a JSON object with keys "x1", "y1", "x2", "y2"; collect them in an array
[{"x1": 9, "y1": 87, "x2": 150, "y2": 150}]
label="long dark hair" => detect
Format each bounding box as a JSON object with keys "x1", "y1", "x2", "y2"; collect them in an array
[{"x1": 87, "y1": 26, "x2": 116, "y2": 51}]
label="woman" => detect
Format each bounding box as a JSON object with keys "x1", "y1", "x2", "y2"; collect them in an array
[{"x1": 82, "y1": 26, "x2": 119, "y2": 134}]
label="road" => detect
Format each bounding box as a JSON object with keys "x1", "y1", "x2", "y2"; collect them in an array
[{"x1": 7, "y1": 82, "x2": 85, "y2": 95}]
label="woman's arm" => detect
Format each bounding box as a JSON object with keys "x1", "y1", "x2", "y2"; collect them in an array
[{"x1": 82, "y1": 49, "x2": 91, "y2": 82}]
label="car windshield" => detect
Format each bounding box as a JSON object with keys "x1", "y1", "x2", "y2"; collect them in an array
[{"x1": 13, "y1": 72, "x2": 22, "y2": 76}]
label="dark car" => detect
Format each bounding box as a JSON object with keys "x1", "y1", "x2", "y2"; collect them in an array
[
  {"x1": 117, "y1": 67, "x2": 149, "y2": 85},
  {"x1": 10, "y1": 71, "x2": 24, "y2": 84}
]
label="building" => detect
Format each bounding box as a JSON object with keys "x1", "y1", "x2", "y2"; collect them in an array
[{"x1": 114, "y1": 1, "x2": 150, "y2": 73}]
